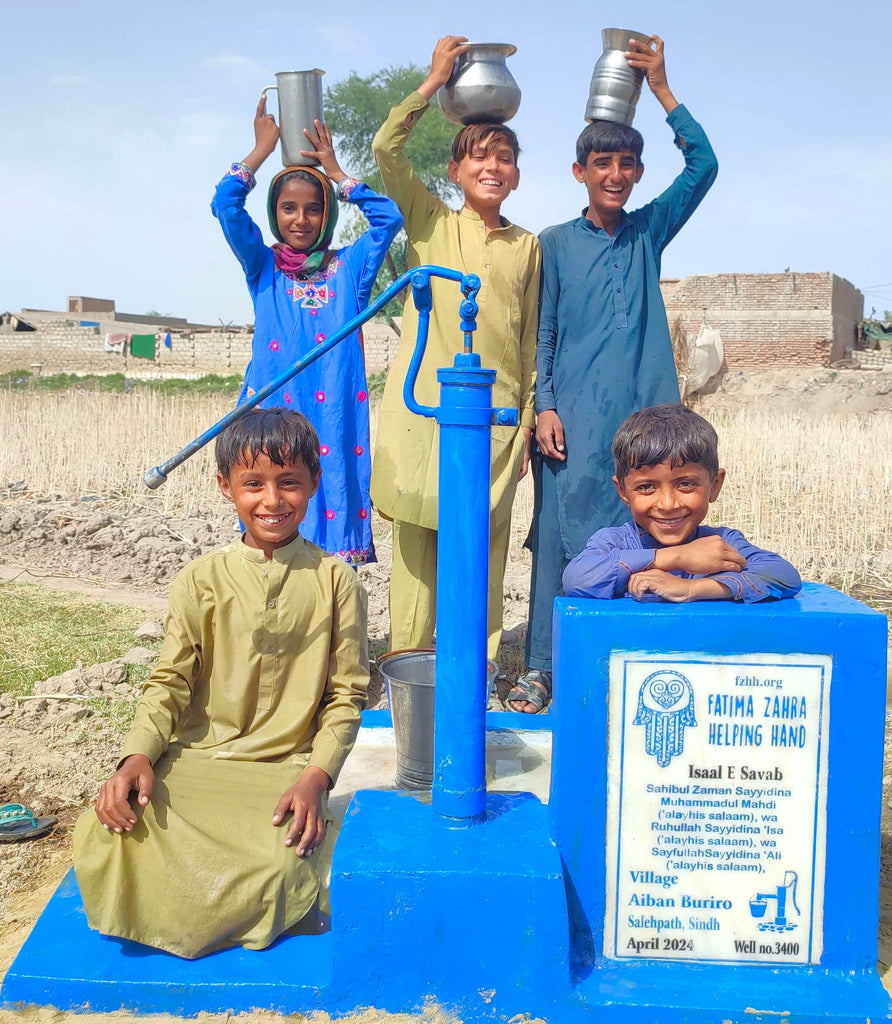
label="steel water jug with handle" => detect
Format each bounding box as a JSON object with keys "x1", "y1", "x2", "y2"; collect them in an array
[
  {"x1": 438, "y1": 43, "x2": 521, "y2": 125},
  {"x1": 584, "y1": 29, "x2": 651, "y2": 126},
  {"x1": 262, "y1": 69, "x2": 325, "y2": 166}
]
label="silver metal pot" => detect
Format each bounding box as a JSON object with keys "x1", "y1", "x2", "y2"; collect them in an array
[
  {"x1": 437, "y1": 43, "x2": 521, "y2": 126},
  {"x1": 262, "y1": 69, "x2": 325, "y2": 167},
  {"x1": 584, "y1": 29, "x2": 651, "y2": 126}
]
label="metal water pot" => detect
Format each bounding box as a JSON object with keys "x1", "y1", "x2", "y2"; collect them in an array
[
  {"x1": 262, "y1": 69, "x2": 325, "y2": 166},
  {"x1": 438, "y1": 43, "x2": 521, "y2": 125},
  {"x1": 584, "y1": 29, "x2": 651, "y2": 126}
]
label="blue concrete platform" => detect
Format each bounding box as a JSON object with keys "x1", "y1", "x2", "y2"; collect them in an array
[
  {"x1": 0, "y1": 870, "x2": 332, "y2": 1016},
  {"x1": 332, "y1": 789, "x2": 569, "y2": 1020}
]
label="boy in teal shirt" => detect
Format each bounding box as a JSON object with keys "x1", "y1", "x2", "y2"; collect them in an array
[{"x1": 512, "y1": 35, "x2": 718, "y2": 712}]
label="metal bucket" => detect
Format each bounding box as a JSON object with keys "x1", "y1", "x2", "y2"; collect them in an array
[
  {"x1": 262, "y1": 69, "x2": 325, "y2": 166},
  {"x1": 377, "y1": 649, "x2": 498, "y2": 790}
]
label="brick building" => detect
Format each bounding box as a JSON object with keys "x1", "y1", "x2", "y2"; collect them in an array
[{"x1": 661, "y1": 272, "x2": 864, "y2": 370}]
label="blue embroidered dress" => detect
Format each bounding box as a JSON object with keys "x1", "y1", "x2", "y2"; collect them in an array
[{"x1": 212, "y1": 165, "x2": 402, "y2": 565}]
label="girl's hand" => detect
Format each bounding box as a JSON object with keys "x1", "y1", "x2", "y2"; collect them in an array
[
  {"x1": 242, "y1": 95, "x2": 280, "y2": 172},
  {"x1": 301, "y1": 120, "x2": 347, "y2": 182},
  {"x1": 254, "y1": 95, "x2": 280, "y2": 157},
  {"x1": 272, "y1": 765, "x2": 331, "y2": 858},
  {"x1": 95, "y1": 754, "x2": 154, "y2": 833}
]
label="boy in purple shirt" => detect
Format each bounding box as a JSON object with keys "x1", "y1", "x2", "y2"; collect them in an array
[{"x1": 563, "y1": 404, "x2": 801, "y2": 603}]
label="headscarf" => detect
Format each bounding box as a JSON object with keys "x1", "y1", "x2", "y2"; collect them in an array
[{"x1": 267, "y1": 165, "x2": 338, "y2": 277}]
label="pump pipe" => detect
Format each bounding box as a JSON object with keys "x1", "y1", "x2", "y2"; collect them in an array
[{"x1": 403, "y1": 272, "x2": 518, "y2": 820}]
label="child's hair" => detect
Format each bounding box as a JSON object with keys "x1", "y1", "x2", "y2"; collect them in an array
[
  {"x1": 216, "y1": 407, "x2": 321, "y2": 478},
  {"x1": 269, "y1": 168, "x2": 324, "y2": 210},
  {"x1": 612, "y1": 404, "x2": 719, "y2": 481},
  {"x1": 451, "y1": 123, "x2": 520, "y2": 165},
  {"x1": 576, "y1": 120, "x2": 644, "y2": 166}
]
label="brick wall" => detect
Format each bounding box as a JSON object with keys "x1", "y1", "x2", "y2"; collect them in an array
[
  {"x1": 661, "y1": 272, "x2": 863, "y2": 370},
  {"x1": 0, "y1": 320, "x2": 402, "y2": 378},
  {"x1": 2, "y1": 274, "x2": 863, "y2": 379},
  {"x1": 0, "y1": 325, "x2": 253, "y2": 377}
]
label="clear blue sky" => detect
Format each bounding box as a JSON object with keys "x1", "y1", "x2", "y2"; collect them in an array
[{"x1": 2, "y1": 0, "x2": 890, "y2": 324}]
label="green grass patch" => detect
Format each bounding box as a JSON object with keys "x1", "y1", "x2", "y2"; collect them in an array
[
  {"x1": 366, "y1": 369, "x2": 387, "y2": 401},
  {"x1": 0, "y1": 370, "x2": 243, "y2": 395},
  {"x1": 0, "y1": 583, "x2": 150, "y2": 696}
]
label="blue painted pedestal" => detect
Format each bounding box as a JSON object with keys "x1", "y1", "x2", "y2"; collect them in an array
[{"x1": 550, "y1": 582, "x2": 892, "y2": 1023}]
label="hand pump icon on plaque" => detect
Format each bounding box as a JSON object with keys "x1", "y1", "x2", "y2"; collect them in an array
[{"x1": 750, "y1": 870, "x2": 800, "y2": 932}]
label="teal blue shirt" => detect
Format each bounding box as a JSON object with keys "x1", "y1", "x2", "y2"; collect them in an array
[{"x1": 535, "y1": 104, "x2": 718, "y2": 556}]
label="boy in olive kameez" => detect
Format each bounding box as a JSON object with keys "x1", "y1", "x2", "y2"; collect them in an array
[
  {"x1": 73, "y1": 409, "x2": 369, "y2": 958},
  {"x1": 371, "y1": 35, "x2": 541, "y2": 665}
]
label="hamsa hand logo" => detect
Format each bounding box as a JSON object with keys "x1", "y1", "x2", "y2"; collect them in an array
[{"x1": 634, "y1": 669, "x2": 697, "y2": 767}]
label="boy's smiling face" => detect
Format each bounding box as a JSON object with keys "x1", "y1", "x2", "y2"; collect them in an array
[
  {"x1": 218, "y1": 450, "x2": 320, "y2": 558},
  {"x1": 573, "y1": 149, "x2": 644, "y2": 224},
  {"x1": 614, "y1": 459, "x2": 725, "y2": 546},
  {"x1": 448, "y1": 135, "x2": 520, "y2": 214}
]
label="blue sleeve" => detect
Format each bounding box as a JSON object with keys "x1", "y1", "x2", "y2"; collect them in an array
[
  {"x1": 535, "y1": 230, "x2": 560, "y2": 413},
  {"x1": 210, "y1": 165, "x2": 270, "y2": 287},
  {"x1": 562, "y1": 526, "x2": 655, "y2": 599},
  {"x1": 635, "y1": 105, "x2": 718, "y2": 258},
  {"x1": 708, "y1": 529, "x2": 802, "y2": 602},
  {"x1": 337, "y1": 181, "x2": 403, "y2": 309}
]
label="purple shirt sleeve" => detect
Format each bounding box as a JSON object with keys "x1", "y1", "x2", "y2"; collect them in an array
[
  {"x1": 707, "y1": 528, "x2": 802, "y2": 603},
  {"x1": 563, "y1": 522, "x2": 802, "y2": 603},
  {"x1": 562, "y1": 524, "x2": 655, "y2": 598}
]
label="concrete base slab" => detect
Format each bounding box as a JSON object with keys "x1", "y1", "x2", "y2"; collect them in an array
[
  {"x1": 576, "y1": 961, "x2": 892, "y2": 1023},
  {"x1": 332, "y1": 788, "x2": 570, "y2": 1020},
  {"x1": 0, "y1": 727, "x2": 554, "y2": 1016}
]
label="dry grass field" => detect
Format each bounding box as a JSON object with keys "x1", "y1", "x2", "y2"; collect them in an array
[{"x1": 1, "y1": 389, "x2": 891, "y2": 595}]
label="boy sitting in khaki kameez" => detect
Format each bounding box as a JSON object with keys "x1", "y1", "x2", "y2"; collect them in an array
[
  {"x1": 371, "y1": 35, "x2": 541, "y2": 667},
  {"x1": 73, "y1": 408, "x2": 369, "y2": 959}
]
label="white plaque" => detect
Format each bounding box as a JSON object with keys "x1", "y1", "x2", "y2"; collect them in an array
[{"x1": 605, "y1": 652, "x2": 830, "y2": 965}]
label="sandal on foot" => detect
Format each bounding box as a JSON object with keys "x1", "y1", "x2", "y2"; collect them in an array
[
  {"x1": 0, "y1": 803, "x2": 57, "y2": 843},
  {"x1": 506, "y1": 670, "x2": 552, "y2": 713}
]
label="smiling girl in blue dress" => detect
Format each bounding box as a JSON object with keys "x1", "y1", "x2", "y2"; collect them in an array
[{"x1": 212, "y1": 97, "x2": 402, "y2": 565}]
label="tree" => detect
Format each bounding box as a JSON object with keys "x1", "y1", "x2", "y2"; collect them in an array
[{"x1": 325, "y1": 64, "x2": 461, "y2": 330}]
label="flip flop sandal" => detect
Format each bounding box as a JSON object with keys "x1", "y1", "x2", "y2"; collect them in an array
[
  {"x1": 506, "y1": 670, "x2": 552, "y2": 713},
  {"x1": 0, "y1": 803, "x2": 58, "y2": 843}
]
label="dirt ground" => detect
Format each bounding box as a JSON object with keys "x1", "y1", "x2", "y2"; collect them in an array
[{"x1": 2, "y1": 364, "x2": 892, "y2": 1022}]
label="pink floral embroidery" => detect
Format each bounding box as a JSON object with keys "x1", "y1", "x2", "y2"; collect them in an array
[
  {"x1": 320, "y1": 444, "x2": 330, "y2": 456},
  {"x1": 325, "y1": 509, "x2": 335, "y2": 520},
  {"x1": 354, "y1": 445, "x2": 363, "y2": 455},
  {"x1": 269, "y1": 340, "x2": 279, "y2": 352},
  {"x1": 316, "y1": 333, "x2": 326, "y2": 345},
  {"x1": 315, "y1": 391, "x2": 325, "y2": 402},
  {"x1": 357, "y1": 390, "x2": 367, "y2": 402},
  {"x1": 310, "y1": 309, "x2": 318, "y2": 317},
  {"x1": 284, "y1": 393, "x2": 291, "y2": 404},
  {"x1": 359, "y1": 509, "x2": 369, "y2": 520}
]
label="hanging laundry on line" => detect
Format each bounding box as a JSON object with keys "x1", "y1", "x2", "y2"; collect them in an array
[
  {"x1": 129, "y1": 334, "x2": 157, "y2": 360},
  {"x1": 105, "y1": 333, "x2": 129, "y2": 353}
]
